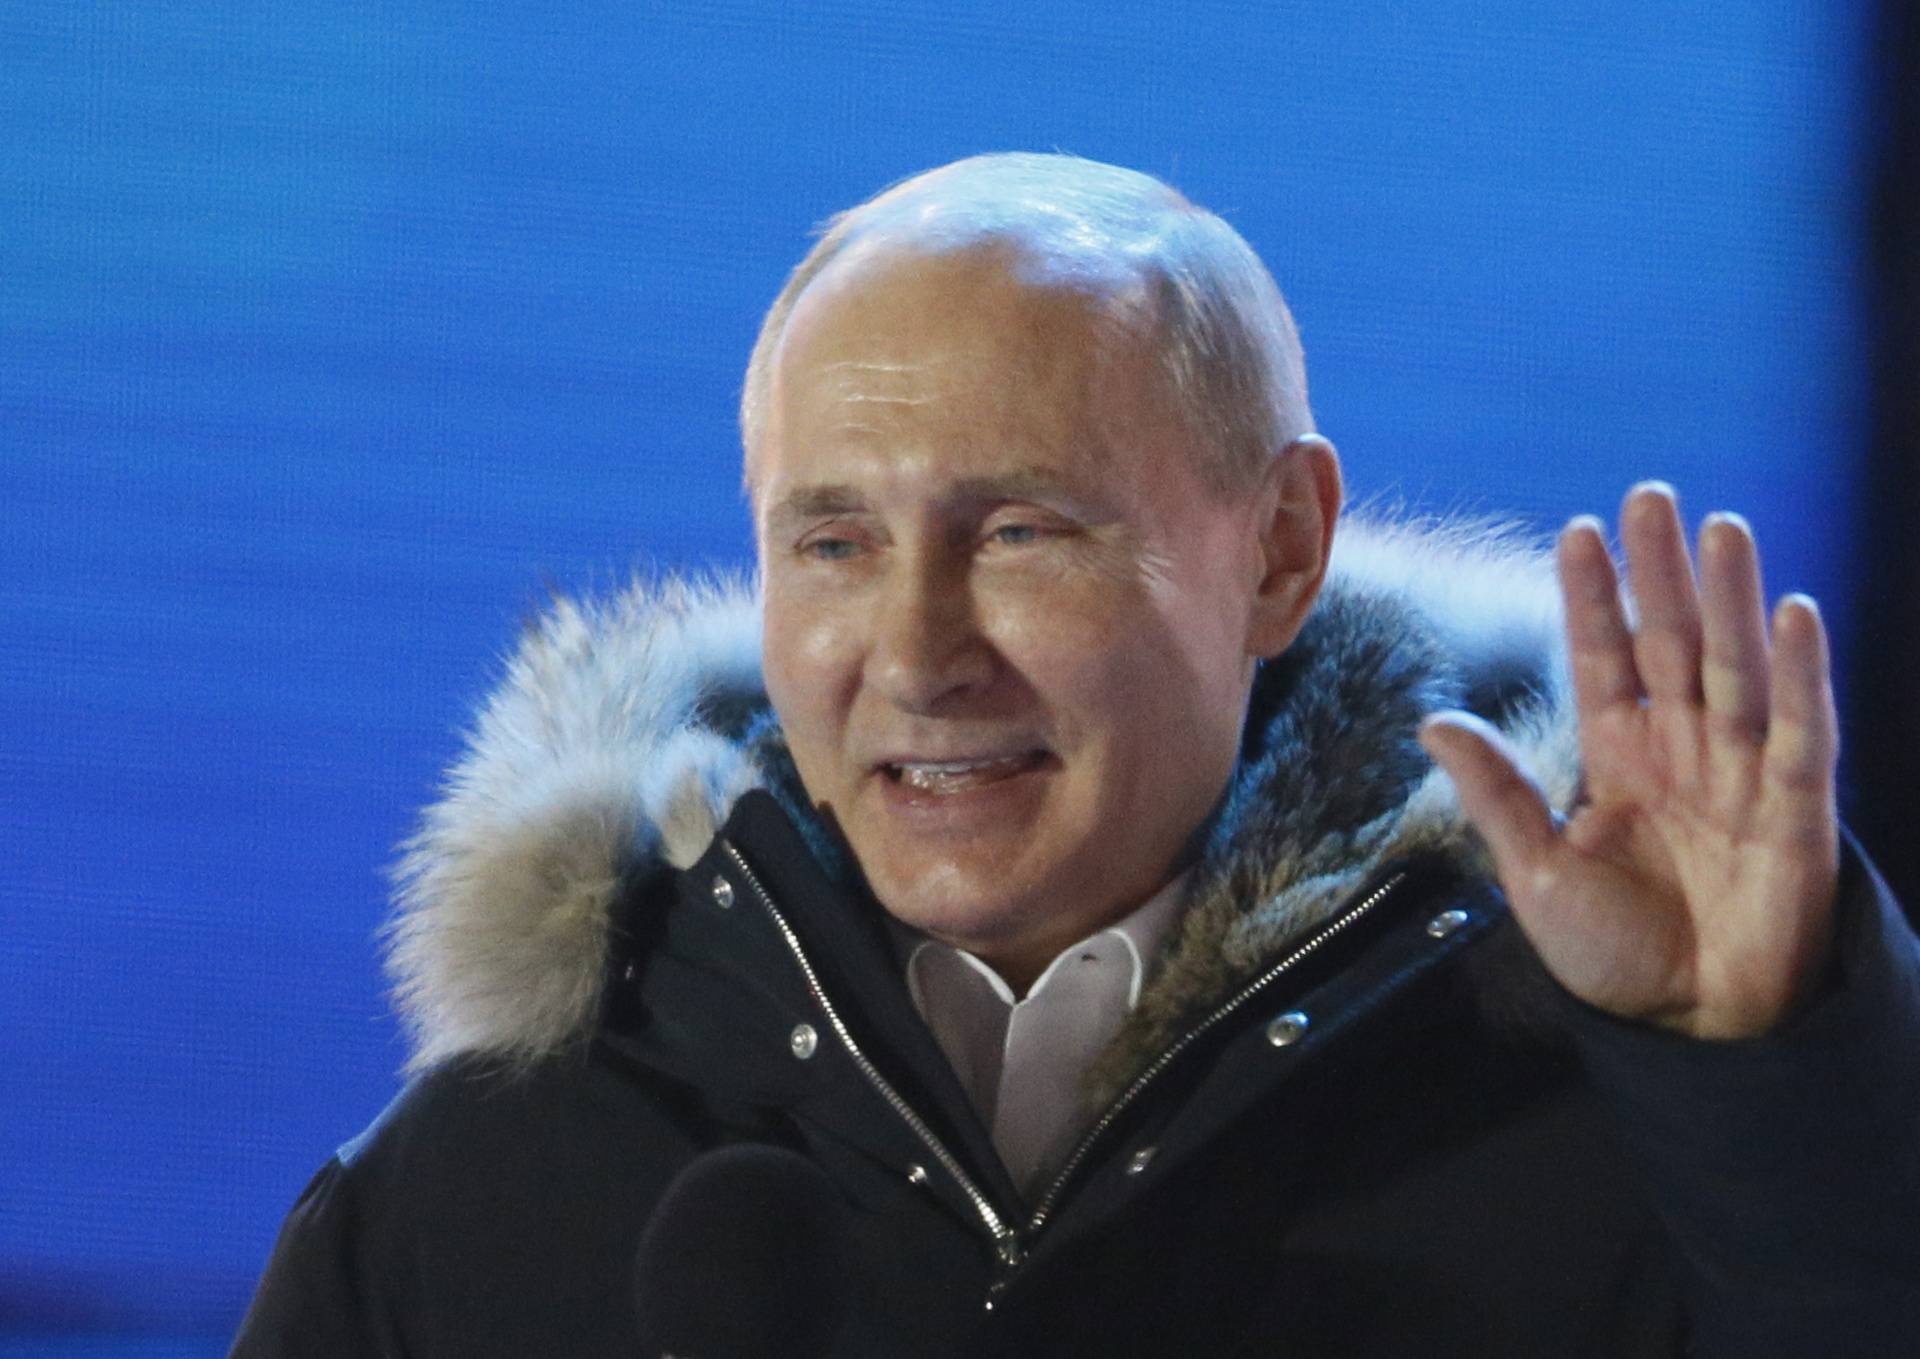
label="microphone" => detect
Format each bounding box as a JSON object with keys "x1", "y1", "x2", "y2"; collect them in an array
[{"x1": 634, "y1": 1144, "x2": 851, "y2": 1358}]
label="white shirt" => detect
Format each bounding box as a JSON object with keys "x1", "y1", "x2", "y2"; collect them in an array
[{"x1": 903, "y1": 875, "x2": 1188, "y2": 1198}]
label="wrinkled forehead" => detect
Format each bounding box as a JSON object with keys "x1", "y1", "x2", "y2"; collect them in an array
[
  {"x1": 749, "y1": 238, "x2": 1193, "y2": 522},
  {"x1": 776, "y1": 234, "x2": 1156, "y2": 392}
]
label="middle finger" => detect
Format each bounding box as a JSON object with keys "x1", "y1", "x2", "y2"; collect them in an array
[{"x1": 1620, "y1": 482, "x2": 1703, "y2": 705}]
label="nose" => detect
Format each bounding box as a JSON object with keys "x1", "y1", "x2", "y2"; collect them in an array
[{"x1": 867, "y1": 547, "x2": 995, "y2": 714}]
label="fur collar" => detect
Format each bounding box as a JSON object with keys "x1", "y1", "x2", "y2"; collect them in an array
[{"x1": 386, "y1": 517, "x2": 1581, "y2": 1080}]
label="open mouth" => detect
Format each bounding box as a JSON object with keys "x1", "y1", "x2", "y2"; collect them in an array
[{"x1": 881, "y1": 751, "x2": 1049, "y2": 795}]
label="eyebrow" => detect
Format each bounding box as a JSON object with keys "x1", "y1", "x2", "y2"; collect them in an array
[
  {"x1": 762, "y1": 484, "x2": 870, "y2": 532},
  {"x1": 761, "y1": 468, "x2": 1092, "y2": 533},
  {"x1": 951, "y1": 468, "x2": 1084, "y2": 504}
]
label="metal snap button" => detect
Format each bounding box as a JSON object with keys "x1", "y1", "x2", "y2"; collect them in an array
[
  {"x1": 1426, "y1": 908, "x2": 1470, "y2": 939},
  {"x1": 1265, "y1": 1011, "x2": 1310, "y2": 1047},
  {"x1": 906, "y1": 1163, "x2": 930, "y2": 1187},
  {"x1": 788, "y1": 1023, "x2": 818, "y2": 1060},
  {"x1": 710, "y1": 874, "x2": 735, "y2": 909},
  {"x1": 1126, "y1": 1146, "x2": 1156, "y2": 1175}
]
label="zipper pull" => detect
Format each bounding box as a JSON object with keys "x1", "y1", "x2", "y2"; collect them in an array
[
  {"x1": 983, "y1": 1231, "x2": 1026, "y2": 1311},
  {"x1": 994, "y1": 1232, "x2": 1026, "y2": 1269}
]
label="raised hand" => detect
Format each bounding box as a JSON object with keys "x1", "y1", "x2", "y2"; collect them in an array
[{"x1": 1419, "y1": 483, "x2": 1840, "y2": 1039}]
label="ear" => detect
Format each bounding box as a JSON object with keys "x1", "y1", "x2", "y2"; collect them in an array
[{"x1": 1246, "y1": 434, "x2": 1342, "y2": 659}]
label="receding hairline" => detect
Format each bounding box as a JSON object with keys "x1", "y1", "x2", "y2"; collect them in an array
[
  {"x1": 746, "y1": 229, "x2": 1174, "y2": 487},
  {"x1": 741, "y1": 152, "x2": 1314, "y2": 498}
]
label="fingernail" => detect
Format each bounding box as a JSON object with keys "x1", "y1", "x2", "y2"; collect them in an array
[
  {"x1": 1704, "y1": 510, "x2": 1758, "y2": 548},
  {"x1": 1780, "y1": 591, "x2": 1819, "y2": 618},
  {"x1": 1629, "y1": 480, "x2": 1676, "y2": 501}
]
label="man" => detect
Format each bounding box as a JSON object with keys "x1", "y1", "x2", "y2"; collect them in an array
[{"x1": 233, "y1": 154, "x2": 1920, "y2": 1356}]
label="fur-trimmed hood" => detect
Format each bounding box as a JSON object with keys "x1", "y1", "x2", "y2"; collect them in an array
[{"x1": 386, "y1": 516, "x2": 1582, "y2": 1083}]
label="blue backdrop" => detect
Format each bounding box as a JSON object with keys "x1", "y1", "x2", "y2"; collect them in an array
[{"x1": 1, "y1": 0, "x2": 1870, "y2": 1348}]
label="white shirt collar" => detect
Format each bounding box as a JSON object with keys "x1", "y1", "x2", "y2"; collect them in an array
[{"x1": 900, "y1": 873, "x2": 1190, "y2": 1196}]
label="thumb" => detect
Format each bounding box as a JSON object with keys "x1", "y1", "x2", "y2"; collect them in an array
[{"x1": 1418, "y1": 711, "x2": 1560, "y2": 893}]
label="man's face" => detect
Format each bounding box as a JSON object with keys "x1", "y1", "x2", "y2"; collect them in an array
[{"x1": 755, "y1": 242, "x2": 1282, "y2": 986}]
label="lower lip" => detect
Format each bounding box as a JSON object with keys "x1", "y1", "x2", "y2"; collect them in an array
[{"x1": 873, "y1": 754, "x2": 1054, "y2": 827}]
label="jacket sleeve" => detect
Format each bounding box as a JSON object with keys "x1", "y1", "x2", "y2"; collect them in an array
[
  {"x1": 1560, "y1": 837, "x2": 1920, "y2": 1359},
  {"x1": 228, "y1": 1153, "x2": 405, "y2": 1359}
]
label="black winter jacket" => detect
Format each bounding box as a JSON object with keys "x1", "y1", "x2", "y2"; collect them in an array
[{"x1": 232, "y1": 521, "x2": 1920, "y2": 1357}]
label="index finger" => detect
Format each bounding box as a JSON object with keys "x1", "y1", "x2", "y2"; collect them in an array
[{"x1": 1558, "y1": 515, "x2": 1641, "y2": 724}]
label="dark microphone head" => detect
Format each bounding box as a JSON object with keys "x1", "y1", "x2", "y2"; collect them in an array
[{"x1": 634, "y1": 1143, "x2": 851, "y2": 1358}]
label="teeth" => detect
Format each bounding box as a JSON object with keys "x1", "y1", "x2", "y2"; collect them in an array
[{"x1": 892, "y1": 753, "x2": 1036, "y2": 793}]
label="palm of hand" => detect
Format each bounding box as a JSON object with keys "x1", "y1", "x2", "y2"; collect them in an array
[{"x1": 1422, "y1": 484, "x2": 1839, "y2": 1040}]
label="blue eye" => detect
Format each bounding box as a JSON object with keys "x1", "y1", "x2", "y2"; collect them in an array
[
  {"x1": 803, "y1": 538, "x2": 861, "y2": 561},
  {"x1": 991, "y1": 524, "x2": 1041, "y2": 546}
]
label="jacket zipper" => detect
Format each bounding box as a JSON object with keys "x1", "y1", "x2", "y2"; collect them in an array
[
  {"x1": 1022, "y1": 868, "x2": 1409, "y2": 1239},
  {"x1": 719, "y1": 840, "x2": 1025, "y2": 1267},
  {"x1": 724, "y1": 839, "x2": 1407, "y2": 1303}
]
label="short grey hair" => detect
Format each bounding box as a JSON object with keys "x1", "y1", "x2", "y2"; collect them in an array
[{"x1": 739, "y1": 152, "x2": 1314, "y2": 497}]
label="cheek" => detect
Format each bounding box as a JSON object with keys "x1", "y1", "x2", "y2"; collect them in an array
[
  {"x1": 761, "y1": 592, "x2": 858, "y2": 753},
  {"x1": 1019, "y1": 581, "x2": 1249, "y2": 789},
  {"x1": 984, "y1": 588, "x2": 1172, "y2": 738}
]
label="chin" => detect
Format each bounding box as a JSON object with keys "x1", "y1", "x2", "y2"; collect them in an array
[{"x1": 866, "y1": 856, "x2": 1051, "y2": 949}]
